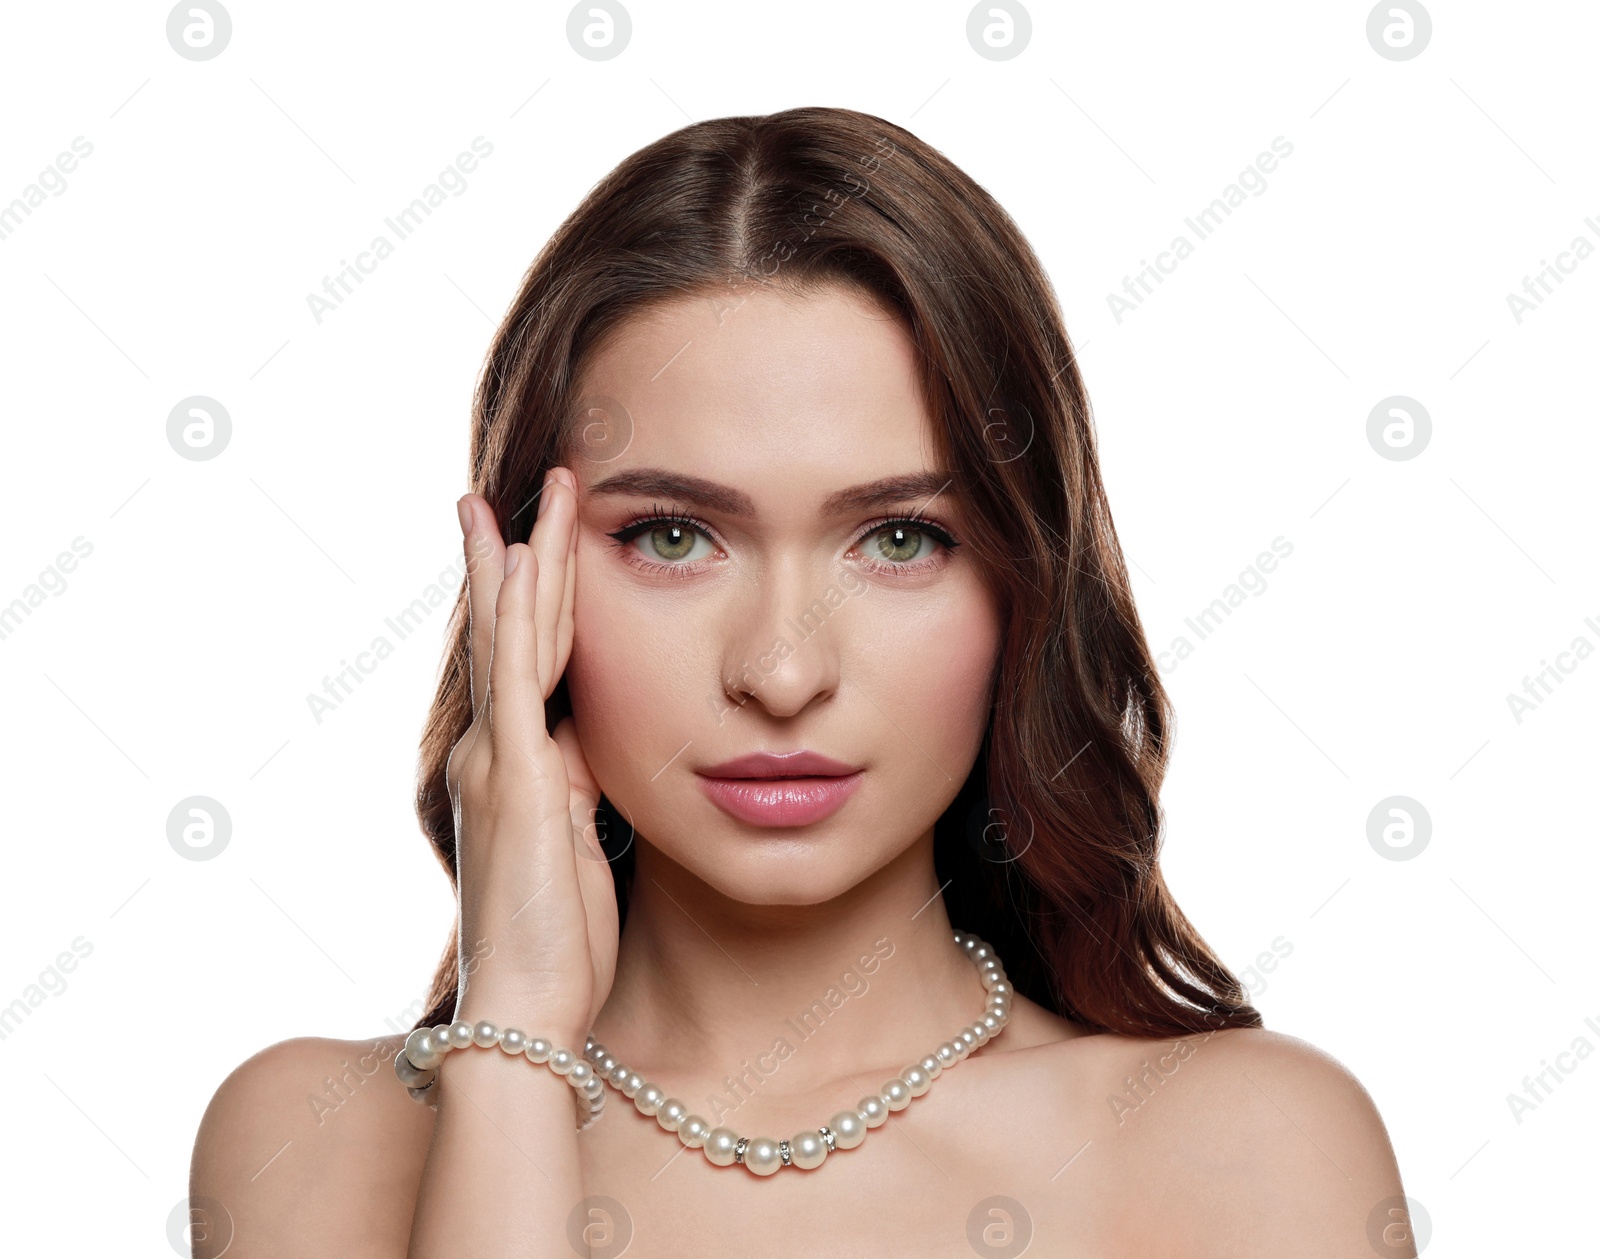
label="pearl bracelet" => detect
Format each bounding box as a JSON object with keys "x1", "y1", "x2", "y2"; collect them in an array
[{"x1": 396, "y1": 1020, "x2": 605, "y2": 1132}]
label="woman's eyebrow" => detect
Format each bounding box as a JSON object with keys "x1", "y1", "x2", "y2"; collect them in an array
[{"x1": 585, "y1": 468, "x2": 958, "y2": 517}]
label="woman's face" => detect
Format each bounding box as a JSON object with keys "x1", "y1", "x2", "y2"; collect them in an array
[{"x1": 562, "y1": 281, "x2": 1002, "y2": 904}]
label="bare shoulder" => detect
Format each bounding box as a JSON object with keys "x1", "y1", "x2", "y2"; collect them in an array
[
  {"x1": 189, "y1": 1032, "x2": 434, "y2": 1259},
  {"x1": 1078, "y1": 1026, "x2": 1414, "y2": 1258}
]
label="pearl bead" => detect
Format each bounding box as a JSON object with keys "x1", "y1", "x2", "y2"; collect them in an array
[
  {"x1": 398, "y1": 926, "x2": 1013, "y2": 1163},
  {"x1": 409, "y1": 1031, "x2": 441, "y2": 1069},
  {"x1": 678, "y1": 1115, "x2": 712, "y2": 1148},
  {"x1": 789, "y1": 1130, "x2": 828, "y2": 1169},
  {"x1": 704, "y1": 1127, "x2": 740, "y2": 1166},
  {"x1": 656, "y1": 1099, "x2": 688, "y2": 1131},
  {"x1": 394, "y1": 1053, "x2": 433, "y2": 1086},
  {"x1": 743, "y1": 1136, "x2": 783, "y2": 1175},
  {"x1": 635, "y1": 1084, "x2": 664, "y2": 1115},
  {"x1": 829, "y1": 1109, "x2": 867, "y2": 1149}
]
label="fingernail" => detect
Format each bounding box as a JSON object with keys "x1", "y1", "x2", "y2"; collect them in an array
[
  {"x1": 536, "y1": 472, "x2": 554, "y2": 519},
  {"x1": 504, "y1": 546, "x2": 521, "y2": 576},
  {"x1": 457, "y1": 496, "x2": 473, "y2": 535}
]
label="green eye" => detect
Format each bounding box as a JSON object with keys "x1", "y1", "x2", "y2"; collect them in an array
[
  {"x1": 642, "y1": 523, "x2": 701, "y2": 562},
  {"x1": 857, "y1": 518, "x2": 959, "y2": 571},
  {"x1": 607, "y1": 508, "x2": 717, "y2": 571}
]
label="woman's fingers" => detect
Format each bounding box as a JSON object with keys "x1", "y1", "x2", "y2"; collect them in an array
[
  {"x1": 530, "y1": 472, "x2": 573, "y2": 700},
  {"x1": 459, "y1": 493, "x2": 505, "y2": 719},
  {"x1": 485, "y1": 541, "x2": 542, "y2": 764},
  {"x1": 553, "y1": 469, "x2": 579, "y2": 686},
  {"x1": 550, "y1": 715, "x2": 602, "y2": 856}
]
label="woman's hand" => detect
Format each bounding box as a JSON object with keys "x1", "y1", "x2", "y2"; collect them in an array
[{"x1": 444, "y1": 469, "x2": 618, "y2": 1045}]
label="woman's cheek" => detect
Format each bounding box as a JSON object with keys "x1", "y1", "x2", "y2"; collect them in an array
[
  {"x1": 861, "y1": 583, "x2": 1000, "y2": 763},
  {"x1": 565, "y1": 557, "x2": 710, "y2": 814},
  {"x1": 565, "y1": 557, "x2": 634, "y2": 786}
]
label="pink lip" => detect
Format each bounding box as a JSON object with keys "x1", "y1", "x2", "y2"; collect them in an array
[
  {"x1": 697, "y1": 771, "x2": 864, "y2": 827},
  {"x1": 699, "y1": 749, "x2": 861, "y2": 778}
]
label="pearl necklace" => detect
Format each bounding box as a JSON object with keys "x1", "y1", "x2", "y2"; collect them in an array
[{"x1": 583, "y1": 928, "x2": 1011, "y2": 1175}]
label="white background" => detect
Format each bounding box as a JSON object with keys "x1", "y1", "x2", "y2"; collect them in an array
[{"x1": 1, "y1": 1, "x2": 1594, "y2": 1254}]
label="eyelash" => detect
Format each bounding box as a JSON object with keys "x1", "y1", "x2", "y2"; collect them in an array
[{"x1": 605, "y1": 501, "x2": 962, "y2": 579}]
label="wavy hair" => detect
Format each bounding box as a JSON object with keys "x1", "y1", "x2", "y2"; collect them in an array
[{"x1": 411, "y1": 106, "x2": 1262, "y2": 1039}]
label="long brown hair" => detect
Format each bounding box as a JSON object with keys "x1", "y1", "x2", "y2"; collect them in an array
[{"x1": 411, "y1": 106, "x2": 1262, "y2": 1039}]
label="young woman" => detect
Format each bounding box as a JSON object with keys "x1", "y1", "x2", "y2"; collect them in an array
[{"x1": 191, "y1": 107, "x2": 1412, "y2": 1258}]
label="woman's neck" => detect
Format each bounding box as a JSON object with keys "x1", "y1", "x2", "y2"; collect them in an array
[{"x1": 590, "y1": 831, "x2": 987, "y2": 1108}]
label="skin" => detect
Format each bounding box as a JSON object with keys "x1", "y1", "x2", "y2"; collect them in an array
[{"x1": 189, "y1": 282, "x2": 1413, "y2": 1258}]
